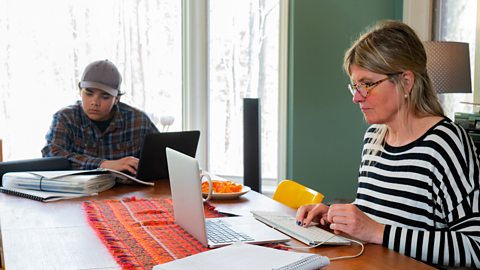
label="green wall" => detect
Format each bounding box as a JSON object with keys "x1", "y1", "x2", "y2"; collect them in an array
[{"x1": 287, "y1": 0, "x2": 403, "y2": 203}]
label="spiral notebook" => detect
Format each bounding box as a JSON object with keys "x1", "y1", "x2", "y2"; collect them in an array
[
  {"x1": 0, "y1": 187, "x2": 88, "y2": 202},
  {"x1": 153, "y1": 243, "x2": 330, "y2": 270}
]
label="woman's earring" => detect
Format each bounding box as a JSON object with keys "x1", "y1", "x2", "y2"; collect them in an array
[{"x1": 404, "y1": 94, "x2": 408, "y2": 99}]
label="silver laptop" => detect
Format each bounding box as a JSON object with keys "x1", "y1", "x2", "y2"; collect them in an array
[{"x1": 166, "y1": 147, "x2": 290, "y2": 248}]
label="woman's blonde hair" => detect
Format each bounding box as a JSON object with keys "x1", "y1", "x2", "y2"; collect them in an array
[{"x1": 343, "y1": 20, "x2": 444, "y2": 154}]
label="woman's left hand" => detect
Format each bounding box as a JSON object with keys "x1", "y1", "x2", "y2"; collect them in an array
[{"x1": 327, "y1": 203, "x2": 385, "y2": 244}]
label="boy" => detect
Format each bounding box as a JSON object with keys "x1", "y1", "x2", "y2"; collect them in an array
[{"x1": 42, "y1": 60, "x2": 159, "y2": 174}]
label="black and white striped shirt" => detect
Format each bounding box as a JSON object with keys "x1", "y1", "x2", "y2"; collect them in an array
[{"x1": 354, "y1": 118, "x2": 480, "y2": 268}]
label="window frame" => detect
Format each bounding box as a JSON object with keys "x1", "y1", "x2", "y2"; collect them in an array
[{"x1": 182, "y1": 0, "x2": 288, "y2": 190}]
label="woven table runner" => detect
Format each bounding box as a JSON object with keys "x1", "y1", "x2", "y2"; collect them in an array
[{"x1": 83, "y1": 197, "x2": 224, "y2": 270}]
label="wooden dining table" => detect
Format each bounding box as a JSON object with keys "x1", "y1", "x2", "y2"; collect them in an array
[{"x1": 0, "y1": 180, "x2": 435, "y2": 269}]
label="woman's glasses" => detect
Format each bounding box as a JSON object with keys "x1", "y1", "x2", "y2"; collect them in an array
[{"x1": 348, "y1": 73, "x2": 401, "y2": 98}]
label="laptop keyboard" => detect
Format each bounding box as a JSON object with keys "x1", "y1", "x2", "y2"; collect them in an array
[
  {"x1": 251, "y1": 211, "x2": 350, "y2": 246},
  {"x1": 206, "y1": 219, "x2": 254, "y2": 244}
]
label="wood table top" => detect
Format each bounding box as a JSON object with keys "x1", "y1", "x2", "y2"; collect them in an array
[{"x1": 0, "y1": 180, "x2": 435, "y2": 270}]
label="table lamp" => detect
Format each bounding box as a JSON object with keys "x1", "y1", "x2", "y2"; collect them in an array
[
  {"x1": 425, "y1": 41, "x2": 480, "y2": 131},
  {"x1": 423, "y1": 41, "x2": 472, "y2": 94}
]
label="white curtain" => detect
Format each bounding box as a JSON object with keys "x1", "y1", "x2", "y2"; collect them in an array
[{"x1": 0, "y1": 0, "x2": 182, "y2": 160}]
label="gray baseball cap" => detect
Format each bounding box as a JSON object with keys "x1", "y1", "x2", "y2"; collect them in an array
[{"x1": 78, "y1": 59, "x2": 122, "y2": 97}]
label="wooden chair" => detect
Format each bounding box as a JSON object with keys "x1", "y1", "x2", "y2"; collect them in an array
[
  {"x1": 272, "y1": 179, "x2": 324, "y2": 209},
  {"x1": 0, "y1": 139, "x2": 3, "y2": 162}
]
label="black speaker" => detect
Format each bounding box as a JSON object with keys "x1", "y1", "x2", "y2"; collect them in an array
[{"x1": 243, "y1": 98, "x2": 261, "y2": 193}]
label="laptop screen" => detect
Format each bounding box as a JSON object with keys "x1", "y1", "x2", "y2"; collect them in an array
[
  {"x1": 166, "y1": 147, "x2": 291, "y2": 248},
  {"x1": 166, "y1": 147, "x2": 209, "y2": 246},
  {"x1": 136, "y1": 130, "x2": 200, "y2": 181}
]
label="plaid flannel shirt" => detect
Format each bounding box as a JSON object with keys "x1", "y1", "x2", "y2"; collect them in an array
[{"x1": 42, "y1": 101, "x2": 159, "y2": 169}]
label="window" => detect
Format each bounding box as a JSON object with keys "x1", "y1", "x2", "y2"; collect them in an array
[
  {"x1": 0, "y1": 0, "x2": 182, "y2": 160},
  {"x1": 0, "y1": 0, "x2": 285, "y2": 188},
  {"x1": 207, "y1": 0, "x2": 281, "y2": 181},
  {"x1": 433, "y1": 0, "x2": 477, "y2": 117}
]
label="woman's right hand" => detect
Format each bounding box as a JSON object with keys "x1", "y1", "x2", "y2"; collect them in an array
[{"x1": 296, "y1": 203, "x2": 329, "y2": 227}]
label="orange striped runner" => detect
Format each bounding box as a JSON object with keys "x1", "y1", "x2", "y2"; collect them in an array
[{"x1": 83, "y1": 197, "x2": 223, "y2": 270}]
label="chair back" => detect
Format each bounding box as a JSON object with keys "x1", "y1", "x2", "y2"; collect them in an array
[{"x1": 272, "y1": 179, "x2": 324, "y2": 209}]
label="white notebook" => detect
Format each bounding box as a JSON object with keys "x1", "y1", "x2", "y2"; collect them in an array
[{"x1": 153, "y1": 243, "x2": 330, "y2": 270}]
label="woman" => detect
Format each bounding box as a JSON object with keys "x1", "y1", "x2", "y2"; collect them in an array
[
  {"x1": 296, "y1": 20, "x2": 480, "y2": 268},
  {"x1": 42, "y1": 60, "x2": 159, "y2": 174}
]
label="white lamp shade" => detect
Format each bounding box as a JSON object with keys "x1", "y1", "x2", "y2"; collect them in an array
[{"x1": 424, "y1": 41, "x2": 472, "y2": 94}]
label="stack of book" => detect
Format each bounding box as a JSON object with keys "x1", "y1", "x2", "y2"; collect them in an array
[
  {"x1": 0, "y1": 168, "x2": 153, "y2": 202},
  {"x1": 455, "y1": 111, "x2": 480, "y2": 157},
  {"x1": 454, "y1": 111, "x2": 480, "y2": 131}
]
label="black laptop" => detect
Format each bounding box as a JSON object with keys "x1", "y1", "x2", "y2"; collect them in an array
[{"x1": 136, "y1": 130, "x2": 200, "y2": 181}]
